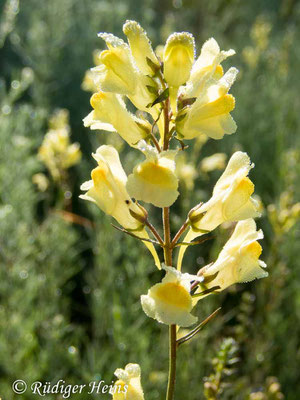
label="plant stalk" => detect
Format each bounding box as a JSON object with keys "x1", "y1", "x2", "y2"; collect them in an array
[
  {"x1": 163, "y1": 206, "x2": 177, "y2": 400},
  {"x1": 162, "y1": 92, "x2": 177, "y2": 400},
  {"x1": 166, "y1": 324, "x2": 177, "y2": 400}
]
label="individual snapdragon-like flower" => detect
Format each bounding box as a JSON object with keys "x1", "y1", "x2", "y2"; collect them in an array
[
  {"x1": 38, "y1": 110, "x2": 81, "y2": 182},
  {"x1": 141, "y1": 265, "x2": 201, "y2": 327},
  {"x1": 123, "y1": 20, "x2": 159, "y2": 75},
  {"x1": 163, "y1": 32, "x2": 195, "y2": 88},
  {"x1": 176, "y1": 67, "x2": 238, "y2": 140},
  {"x1": 194, "y1": 219, "x2": 268, "y2": 299},
  {"x1": 111, "y1": 363, "x2": 144, "y2": 400},
  {"x1": 126, "y1": 142, "x2": 179, "y2": 208},
  {"x1": 83, "y1": 92, "x2": 151, "y2": 147},
  {"x1": 80, "y1": 145, "x2": 160, "y2": 268},
  {"x1": 163, "y1": 32, "x2": 195, "y2": 113},
  {"x1": 91, "y1": 33, "x2": 156, "y2": 111},
  {"x1": 183, "y1": 38, "x2": 236, "y2": 99},
  {"x1": 178, "y1": 152, "x2": 260, "y2": 269}
]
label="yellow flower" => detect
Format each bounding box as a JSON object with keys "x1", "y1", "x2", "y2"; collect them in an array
[
  {"x1": 92, "y1": 33, "x2": 155, "y2": 111},
  {"x1": 48, "y1": 109, "x2": 70, "y2": 130},
  {"x1": 194, "y1": 219, "x2": 268, "y2": 299},
  {"x1": 178, "y1": 152, "x2": 260, "y2": 269},
  {"x1": 93, "y1": 33, "x2": 137, "y2": 94},
  {"x1": 80, "y1": 145, "x2": 160, "y2": 268},
  {"x1": 32, "y1": 173, "x2": 49, "y2": 192},
  {"x1": 126, "y1": 142, "x2": 179, "y2": 208},
  {"x1": 83, "y1": 92, "x2": 151, "y2": 147},
  {"x1": 111, "y1": 363, "x2": 144, "y2": 400},
  {"x1": 123, "y1": 20, "x2": 159, "y2": 75},
  {"x1": 141, "y1": 266, "x2": 201, "y2": 327},
  {"x1": 163, "y1": 32, "x2": 195, "y2": 88},
  {"x1": 200, "y1": 153, "x2": 227, "y2": 173},
  {"x1": 38, "y1": 110, "x2": 81, "y2": 182},
  {"x1": 176, "y1": 67, "x2": 238, "y2": 140},
  {"x1": 183, "y1": 37, "x2": 235, "y2": 99}
]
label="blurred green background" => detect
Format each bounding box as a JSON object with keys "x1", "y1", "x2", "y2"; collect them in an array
[{"x1": 0, "y1": 0, "x2": 300, "y2": 399}]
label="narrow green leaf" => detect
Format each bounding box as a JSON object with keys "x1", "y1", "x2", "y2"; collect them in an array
[{"x1": 151, "y1": 88, "x2": 169, "y2": 107}]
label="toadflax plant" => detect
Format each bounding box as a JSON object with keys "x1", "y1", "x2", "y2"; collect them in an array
[{"x1": 80, "y1": 20, "x2": 268, "y2": 400}]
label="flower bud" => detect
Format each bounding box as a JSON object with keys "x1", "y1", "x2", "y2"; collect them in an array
[
  {"x1": 129, "y1": 203, "x2": 148, "y2": 225},
  {"x1": 163, "y1": 32, "x2": 195, "y2": 87}
]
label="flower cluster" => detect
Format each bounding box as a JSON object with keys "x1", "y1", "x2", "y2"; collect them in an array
[
  {"x1": 38, "y1": 109, "x2": 81, "y2": 182},
  {"x1": 80, "y1": 21, "x2": 268, "y2": 397},
  {"x1": 111, "y1": 363, "x2": 144, "y2": 400}
]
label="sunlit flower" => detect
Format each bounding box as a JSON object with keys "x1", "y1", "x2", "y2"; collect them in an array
[
  {"x1": 83, "y1": 92, "x2": 151, "y2": 147},
  {"x1": 183, "y1": 37, "x2": 235, "y2": 99},
  {"x1": 126, "y1": 142, "x2": 179, "y2": 208},
  {"x1": 178, "y1": 152, "x2": 260, "y2": 269},
  {"x1": 111, "y1": 363, "x2": 144, "y2": 400},
  {"x1": 163, "y1": 32, "x2": 195, "y2": 88},
  {"x1": 80, "y1": 145, "x2": 160, "y2": 268},
  {"x1": 194, "y1": 219, "x2": 268, "y2": 299},
  {"x1": 191, "y1": 152, "x2": 259, "y2": 228},
  {"x1": 163, "y1": 32, "x2": 195, "y2": 113},
  {"x1": 91, "y1": 33, "x2": 155, "y2": 111},
  {"x1": 123, "y1": 20, "x2": 159, "y2": 75},
  {"x1": 141, "y1": 265, "x2": 201, "y2": 326},
  {"x1": 176, "y1": 67, "x2": 238, "y2": 140}
]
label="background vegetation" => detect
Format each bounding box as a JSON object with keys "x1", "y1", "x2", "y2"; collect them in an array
[{"x1": 0, "y1": 0, "x2": 299, "y2": 398}]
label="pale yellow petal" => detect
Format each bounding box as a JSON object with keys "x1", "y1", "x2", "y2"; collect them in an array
[
  {"x1": 126, "y1": 152, "x2": 179, "y2": 208},
  {"x1": 85, "y1": 92, "x2": 150, "y2": 146},
  {"x1": 135, "y1": 228, "x2": 161, "y2": 269},
  {"x1": 123, "y1": 20, "x2": 159, "y2": 75},
  {"x1": 163, "y1": 32, "x2": 195, "y2": 87}
]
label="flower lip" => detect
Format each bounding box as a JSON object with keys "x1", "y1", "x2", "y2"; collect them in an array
[{"x1": 140, "y1": 265, "x2": 202, "y2": 327}]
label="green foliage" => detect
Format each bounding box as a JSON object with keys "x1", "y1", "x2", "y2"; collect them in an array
[
  {"x1": 0, "y1": 0, "x2": 300, "y2": 399},
  {"x1": 204, "y1": 338, "x2": 239, "y2": 400}
]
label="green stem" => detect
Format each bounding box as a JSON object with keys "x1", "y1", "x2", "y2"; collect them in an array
[
  {"x1": 163, "y1": 206, "x2": 177, "y2": 400},
  {"x1": 162, "y1": 92, "x2": 177, "y2": 400},
  {"x1": 166, "y1": 324, "x2": 177, "y2": 400},
  {"x1": 163, "y1": 207, "x2": 172, "y2": 265}
]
